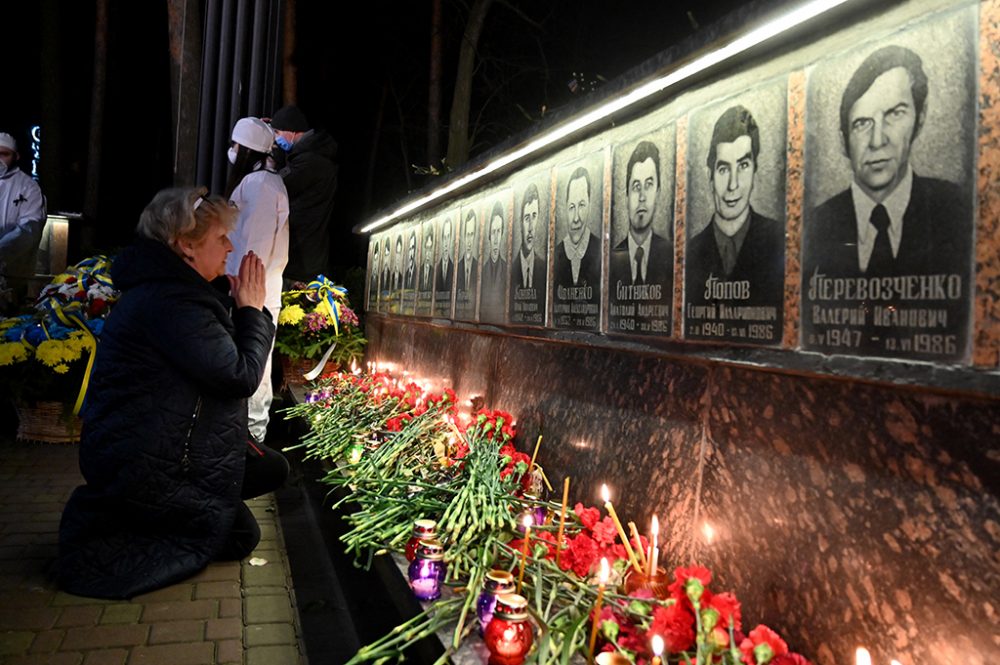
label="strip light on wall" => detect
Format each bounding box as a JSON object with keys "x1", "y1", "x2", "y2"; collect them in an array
[{"x1": 360, "y1": 0, "x2": 853, "y2": 234}]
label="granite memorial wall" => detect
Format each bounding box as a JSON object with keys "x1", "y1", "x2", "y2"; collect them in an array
[{"x1": 361, "y1": 1, "x2": 1000, "y2": 663}]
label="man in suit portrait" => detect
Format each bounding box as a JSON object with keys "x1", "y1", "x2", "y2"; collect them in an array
[
  {"x1": 403, "y1": 230, "x2": 417, "y2": 290},
  {"x1": 368, "y1": 240, "x2": 380, "y2": 306},
  {"x1": 419, "y1": 223, "x2": 435, "y2": 292},
  {"x1": 391, "y1": 233, "x2": 404, "y2": 292},
  {"x1": 480, "y1": 201, "x2": 507, "y2": 322},
  {"x1": 457, "y1": 210, "x2": 478, "y2": 296},
  {"x1": 554, "y1": 166, "x2": 600, "y2": 289},
  {"x1": 380, "y1": 236, "x2": 391, "y2": 295},
  {"x1": 435, "y1": 216, "x2": 454, "y2": 293},
  {"x1": 610, "y1": 140, "x2": 672, "y2": 289},
  {"x1": 805, "y1": 45, "x2": 969, "y2": 278},
  {"x1": 510, "y1": 183, "x2": 547, "y2": 325},
  {"x1": 686, "y1": 104, "x2": 784, "y2": 310}
]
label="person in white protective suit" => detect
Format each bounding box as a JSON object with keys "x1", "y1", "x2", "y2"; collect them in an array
[
  {"x1": 0, "y1": 132, "x2": 45, "y2": 306},
  {"x1": 225, "y1": 117, "x2": 289, "y2": 446}
]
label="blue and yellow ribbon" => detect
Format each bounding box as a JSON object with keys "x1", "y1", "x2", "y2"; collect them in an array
[{"x1": 306, "y1": 275, "x2": 347, "y2": 336}]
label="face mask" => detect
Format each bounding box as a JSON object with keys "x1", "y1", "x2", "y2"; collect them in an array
[
  {"x1": 227, "y1": 147, "x2": 238, "y2": 165},
  {"x1": 275, "y1": 135, "x2": 293, "y2": 152}
]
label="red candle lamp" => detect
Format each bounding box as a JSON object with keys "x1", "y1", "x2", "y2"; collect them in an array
[
  {"x1": 405, "y1": 519, "x2": 438, "y2": 562},
  {"x1": 484, "y1": 593, "x2": 533, "y2": 665}
]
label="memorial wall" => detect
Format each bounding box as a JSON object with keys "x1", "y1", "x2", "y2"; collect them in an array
[{"x1": 361, "y1": 1, "x2": 1000, "y2": 663}]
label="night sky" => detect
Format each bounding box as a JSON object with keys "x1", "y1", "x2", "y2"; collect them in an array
[{"x1": 6, "y1": 0, "x2": 747, "y2": 275}]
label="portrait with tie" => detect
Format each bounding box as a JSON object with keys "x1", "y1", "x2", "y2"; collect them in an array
[
  {"x1": 387, "y1": 230, "x2": 405, "y2": 314},
  {"x1": 366, "y1": 233, "x2": 381, "y2": 311},
  {"x1": 415, "y1": 219, "x2": 436, "y2": 317},
  {"x1": 508, "y1": 175, "x2": 549, "y2": 326},
  {"x1": 609, "y1": 126, "x2": 675, "y2": 336},
  {"x1": 455, "y1": 203, "x2": 481, "y2": 321},
  {"x1": 378, "y1": 235, "x2": 392, "y2": 312},
  {"x1": 801, "y1": 10, "x2": 974, "y2": 361},
  {"x1": 433, "y1": 209, "x2": 459, "y2": 318},
  {"x1": 400, "y1": 225, "x2": 419, "y2": 315},
  {"x1": 684, "y1": 85, "x2": 787, "y2": 345},
  {"x1": 480, "y1": 193, "x2": 511, "y2": 325},
  {"x1": 553, "y1": 153, "x2": 605, "y2": 331}
]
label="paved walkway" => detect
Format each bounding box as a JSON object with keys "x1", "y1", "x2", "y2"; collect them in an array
[{"x1": 0, "y1": 437, "x2": 306, "y2": 665}]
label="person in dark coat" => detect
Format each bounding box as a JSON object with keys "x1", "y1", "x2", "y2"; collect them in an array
[
  {"x1": 270, "y1": 105, "x2": 339, "y2": 284},
  {"x1": 58, "y1": 187, "x2": 284, "y2": 600}
]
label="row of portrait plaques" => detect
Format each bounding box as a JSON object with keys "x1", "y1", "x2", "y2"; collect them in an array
[{"x1": 365, "y1": 5, "x2": 977, "y2": 364}]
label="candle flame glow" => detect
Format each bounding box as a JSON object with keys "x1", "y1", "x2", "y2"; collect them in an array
[
  {"x1": 522, "y1": 514, "x2": 534, "y2": 529},
  {"x1": 651, "y1": 515, "x2": 659, "y2": 536},
  {"x1": 599, "y1": 557, "x2": 609, "y2": 584},
  {"x1": 651, "y1": 634, "x2": 664, "y2": 656},
  {"x1": 890, "y1": 661, "x2": 903, "y2": 665},
  {"x1": 702, "y1": 521, "x2": 715, "y2": 543},
  {"x1": 600, "y1": 484, "x2": 610, "y2": 503},
  {"x1": 855, "y1": 647, "x2": 872, "y2": 665}
]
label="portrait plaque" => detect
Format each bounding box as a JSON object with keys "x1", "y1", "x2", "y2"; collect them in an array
[
  {"x1": 415, "y1": 219, "x2": 436, "y2": 317},
  {"x1": 377, "y1": 233, "x2": 393, "y2": 313},
  {"x1": 399, "y1": 223, "x2": 419, "y2": 316},
  {"x1": 366, "y1": 233, "x2": 381, "y2": 311},
  {"x1": 454, "y1": 202, "x2": 482, "y2": 321},
  {"x1": 433, "y1": 209, "x2": 459, "y2": 319},
  {"x1": 508, "y1": 174, "x2": 550, "y2": 326},
  {"x1": 479, "y1": 191, "x2": 512, "y2": 325},
  {"x1": 684, "y1": 83, "x2": 787, "y2": 345},
  {"x1": 801, "y1": 9, "x2": 975, "y2": 362},
  {"x1": 552, "y1": 153, "x2": 605, "y2": 331},
  {"x1": 609, "y1": 126, "x2": 676, "y2": 335}
]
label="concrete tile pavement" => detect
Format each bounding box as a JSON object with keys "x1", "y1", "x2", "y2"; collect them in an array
[{"x1": 0, "y1": 438, "x2": 306, "y2": 665}]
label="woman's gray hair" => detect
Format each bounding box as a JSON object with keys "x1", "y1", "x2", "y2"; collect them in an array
[{"x1": 136, "y1": 186, "x2": 237, "y2": 248}]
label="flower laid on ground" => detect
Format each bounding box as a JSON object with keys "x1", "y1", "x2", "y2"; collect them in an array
[
  {"x1": 0, "y1": 256, "x2": 118, "y2": 403},
  {"x1": 274, "y1": 277, "x2": 366, "y2": 367},
  {"x1": 285, "y1": 366, "x2": 814, "y2": 665}
]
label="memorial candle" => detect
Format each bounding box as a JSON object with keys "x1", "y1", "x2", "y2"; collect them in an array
[
  {"x1": 650, "y1": 634, "x2": 664, "y2": 665},
  {"x1": 600, "y1": 484, "x2": 642, "y2": 573},
  {"x1": 516, "y1": 514, "x2": 533, "y2": 595},
  {"x1": 628, "y1": 521, "x2": 648, "y2": 570},
  {"x1": 587, "y1": 557, "x2": 610, "y2": 665},
  {"x1": 556, "y1": 477, "x2": 570, "y2": 568},
  {"x1": 855, "y1": 647, "x2": 872, "y2": 665}
]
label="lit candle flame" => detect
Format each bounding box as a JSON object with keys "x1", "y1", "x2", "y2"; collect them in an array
[
  {"x1": 651, "y1": 634, "x2": 664, "y2": 656},
  {"x1": 890, "y1": 661, "x2": 903, "y2": 665},
  {"x1": 855, "y1": 647, "x2": 872, "y2": 665},
  {"x1": 600, "y1": 483, "x2": 610, "y2": 504},
  {"x1": 599, "y1": 557, "x2": 609, "y2": 585},
  {"x1": 651, "y1": 515, "x2": 659, "y2": 536},
  {"x1": 523, "y1": 514, "x2": 534, "y2": 529}
]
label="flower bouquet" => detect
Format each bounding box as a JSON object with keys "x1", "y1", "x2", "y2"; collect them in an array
[
  {"x1": 286, "y1": 368, "x2": 817, "y2": 665},
  {"x1": 275, "y1": 277, "x2": 366, "y2": 384},
  {"x1": 0, "y1": 256, "x2": 118, "y2": 441}
]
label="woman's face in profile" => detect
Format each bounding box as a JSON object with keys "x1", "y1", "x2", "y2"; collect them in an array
[{"x1": 187, "y1": 222, "x2": 234, "y2": 281}]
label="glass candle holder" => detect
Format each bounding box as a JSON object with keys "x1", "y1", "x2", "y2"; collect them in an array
[
  {"x1": 477, "y1": 569, "x2": 516, "y2": 635},
  {"x1": 484, "y1": 593, "x2": 533, "y2": 665},
  {"x1": 407, "y1": 539, "x2": 446, "y2": 601},
  {"x1": 622, "y1": 565, "x2": 670, "y2": 599},
  {"x1": 405, "y1": 519, "x2": 438, "y2": 562}
]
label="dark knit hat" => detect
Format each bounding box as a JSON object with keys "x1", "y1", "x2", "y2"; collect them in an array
[{"x1": 270, "y1": 105, "x2": 309, "y2": 132}]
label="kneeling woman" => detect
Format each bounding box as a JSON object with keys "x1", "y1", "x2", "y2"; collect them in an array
[{"x1": 59, "y1": 187, "x2": 283, "y2": 599}]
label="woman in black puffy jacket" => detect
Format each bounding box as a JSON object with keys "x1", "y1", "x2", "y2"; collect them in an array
[{"x1": 58, "y1": 187, "x2": 283, "y2": 599}]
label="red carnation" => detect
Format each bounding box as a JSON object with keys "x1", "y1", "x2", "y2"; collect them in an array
[
  {"x1": 740, "y1": 625, "x2": 788, "y2": 665},
  {"x1": 771, "y1": 655, "x2": 812, "y2": 665},
  {"x1": 706, "y1": 591, "x2": 742, "y2": 633},
  {"x1": 649, "y1": 602, "x2": 696, "y2": 654},
  {"x1": 561, "y1": 532, "x2": 599, "y2": 578},
  {"x1": 591, "y1": 517, "x2": 618, "y2": 546},
  {"x1": 669, "y1": 565, "x2": 712, "y2": 603},
  {"x1": 574, "y1": 503, "x2": 601, "y2": 529}
]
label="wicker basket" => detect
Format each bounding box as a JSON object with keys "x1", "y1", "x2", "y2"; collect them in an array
[
  {"x1": 279, "y1": 355, "x2": 317, "y2": 390},
  {"x1": 14, "y1": 400, "x2": 82, "y2": 443}
]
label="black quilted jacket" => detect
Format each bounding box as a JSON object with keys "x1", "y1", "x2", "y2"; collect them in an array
[{"x1": 57, "y1": 237, "x2": 275, "y2": 599}]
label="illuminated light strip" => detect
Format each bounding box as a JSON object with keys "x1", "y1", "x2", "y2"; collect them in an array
[{"x1": 360, "y1": 0, "x2": 853, "y2": 234}]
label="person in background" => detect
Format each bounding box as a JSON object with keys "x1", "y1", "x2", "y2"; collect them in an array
[
  {"x1": 0, "y1": 131, "x2": 45, "y2": 305},
  {"x1": 268, "y1": 105, "x2": 338, "y2": 285},
  {"x1": 226, "y1": 117, "x2": 289, "y2": 447},
  {"x1": 59, "y1": 187, "x2": 283, "y2": 599}
]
